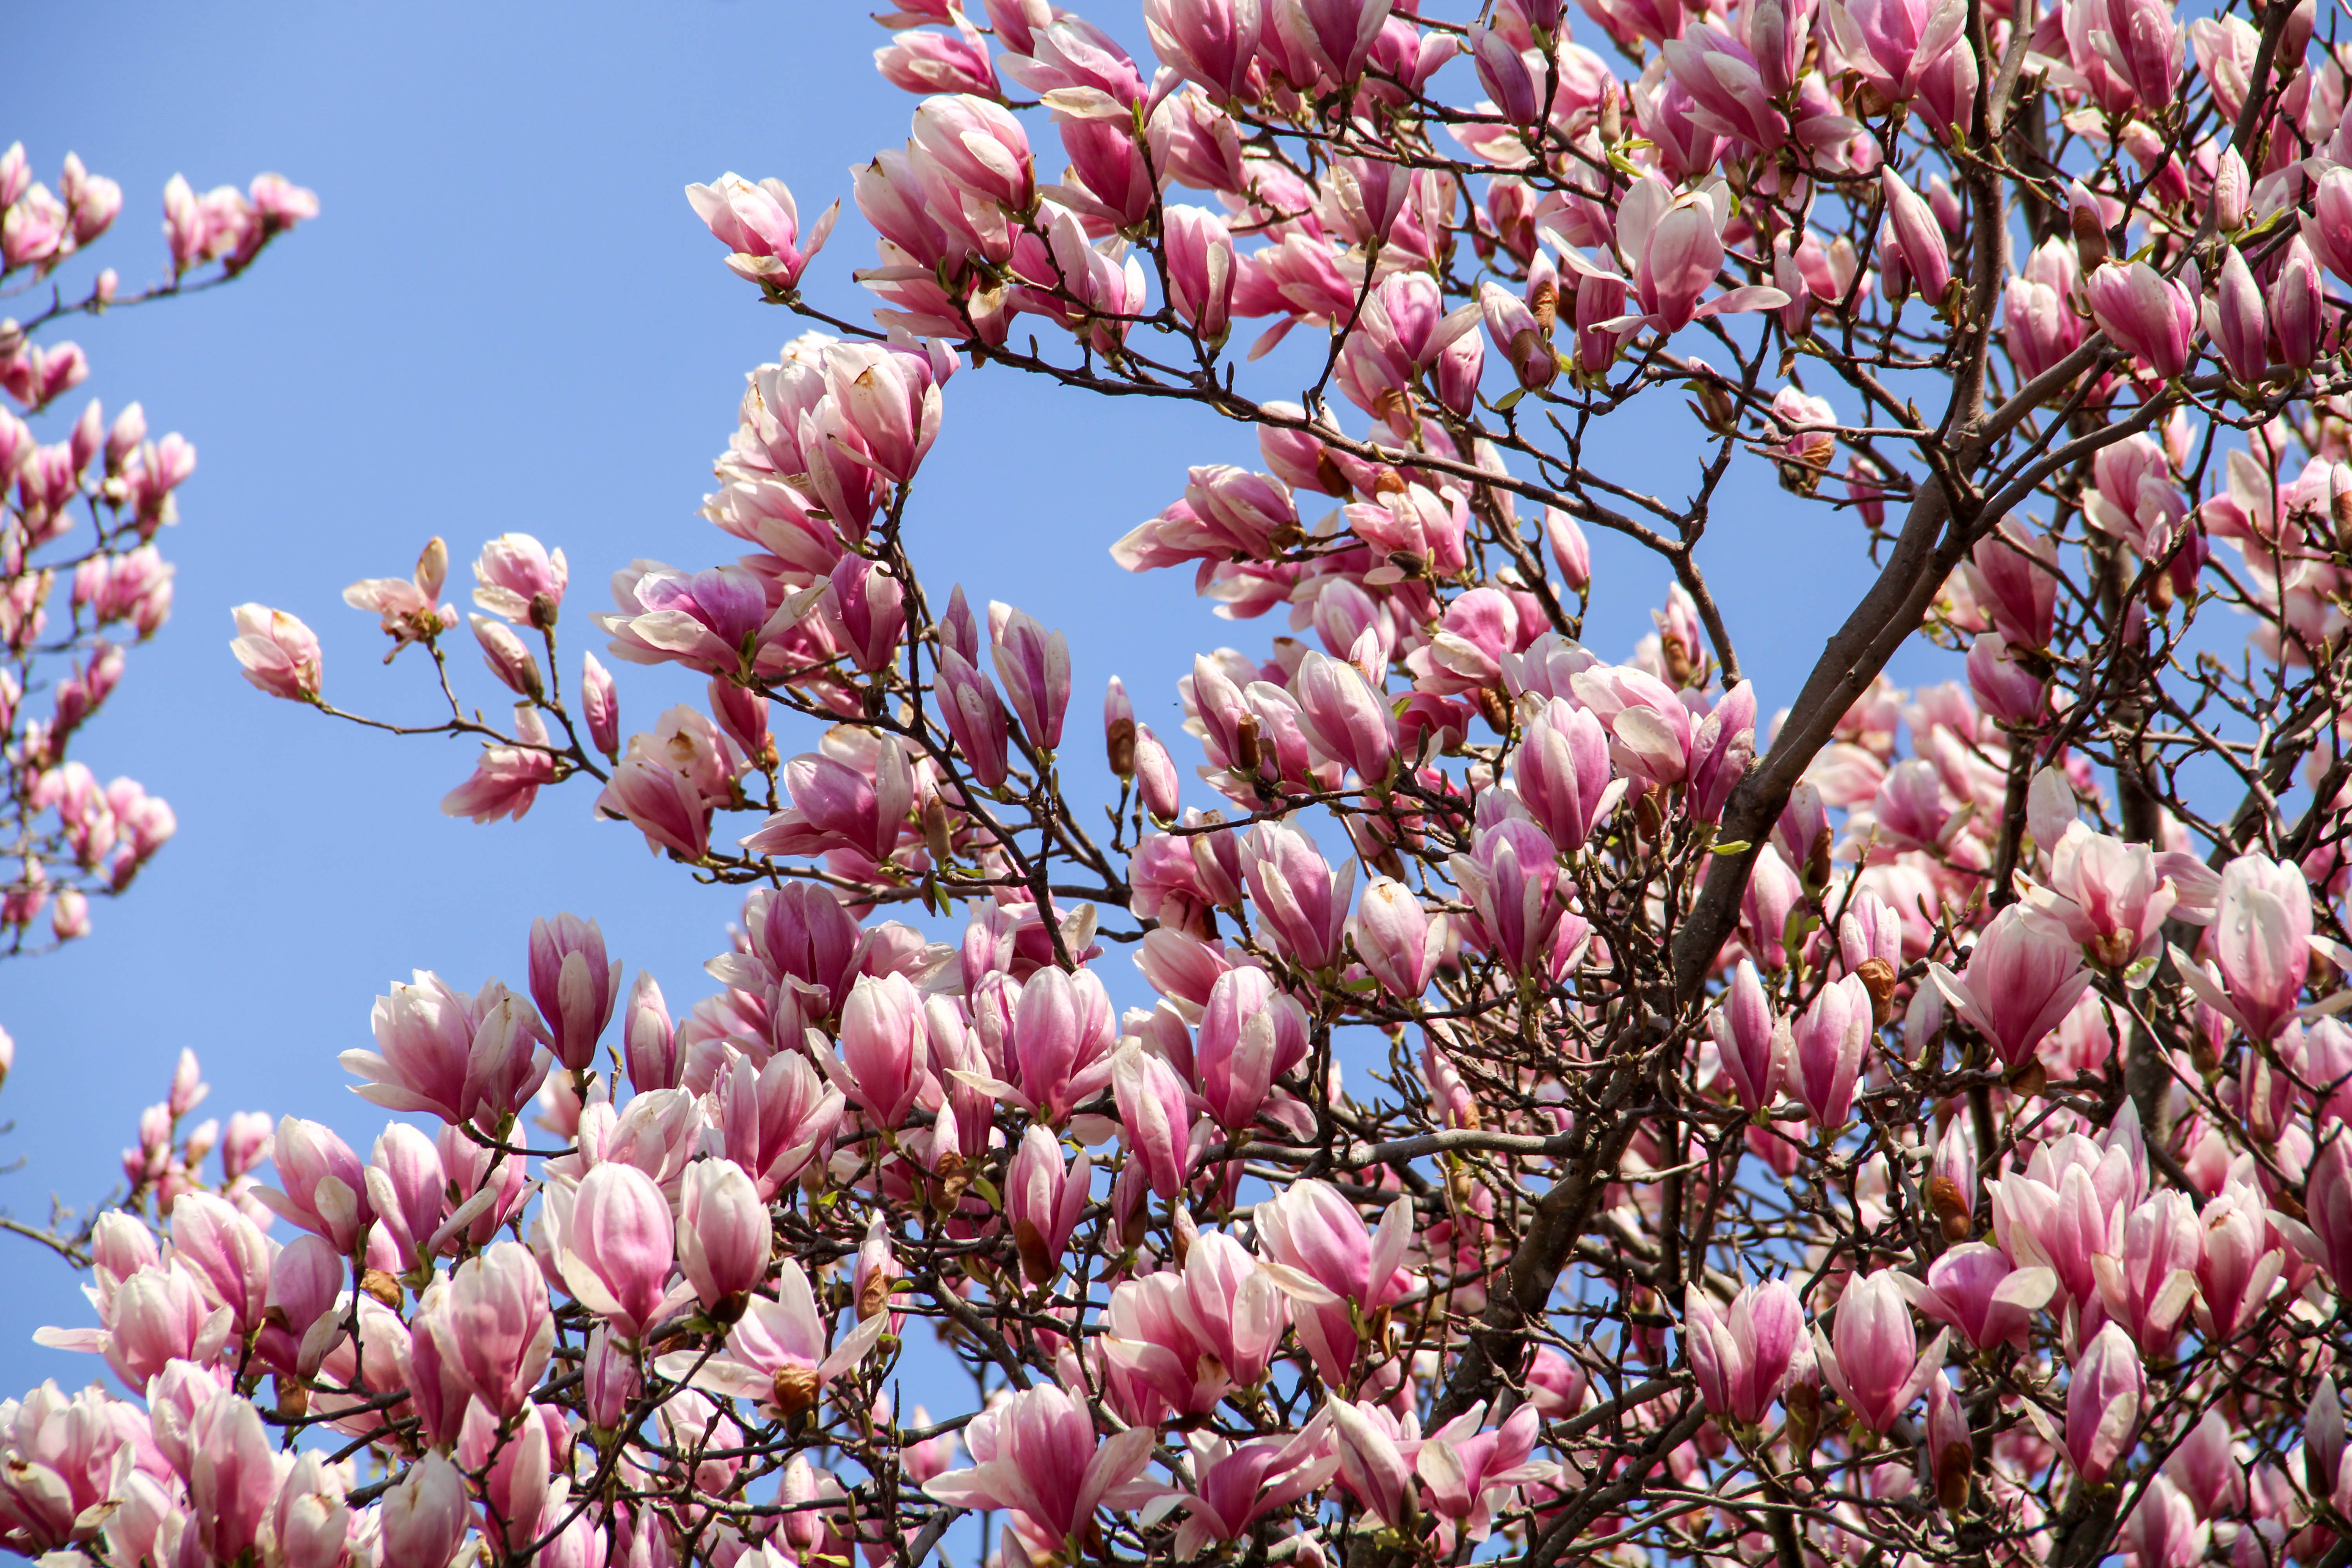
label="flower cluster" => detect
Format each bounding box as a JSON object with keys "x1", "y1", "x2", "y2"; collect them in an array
[
  {"x1": 1, "y1": 142, "x2": 312, "y2": 965},
  {"x1": 18, "y1": 1, "x2": 2352, "y2": 1567}
]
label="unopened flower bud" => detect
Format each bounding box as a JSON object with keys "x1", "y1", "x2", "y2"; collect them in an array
[
  {"x1": 1104, "y1": 675, "x2": 1136, "y2": 779},
  {"x1": 2211, "y1": 147, "x2": 2250, "y2": 232},
  {"x1": 2068, "y1": 181, "x2": 2110, "y2": 272},
  {"x1": 472, "y1": 616, "x2": 543, "y2": 700},
  {"x1": 1135, "y1": 724, "x2": 1179, "y2": 820}
]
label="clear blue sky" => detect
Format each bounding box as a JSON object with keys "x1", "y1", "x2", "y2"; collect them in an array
[{"x1": 1, "y1": 1, "x2": 1924, "y2": 1394}]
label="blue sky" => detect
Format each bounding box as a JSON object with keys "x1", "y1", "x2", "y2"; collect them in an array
[{"x1": 0, "y1": 0, "x2": 1936, "y2": 1398}]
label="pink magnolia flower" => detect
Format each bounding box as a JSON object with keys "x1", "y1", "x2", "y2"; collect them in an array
[
  {"x1": 2304, "y1": 1134, "x2": 2352, "y2": 1294},
  {"x1": 599, "y1": 561, "x2": 778, "y2": 678},
  {"x1": 378, "y1": 1452, "x2": 470, "y2": 1568},
  {"x1": 35, "y1": 1261, "x2": 229, "y2": 1391},
  {"x1": 2004, "y1": 238, "x2": 2083, "y2": 381},
  {"x1": 1005, "y1": 1124, "x2": 1091, "y2": 1285},
  {"x1": 228, "y1": 603, "x2": 321, "y2": 702},
  {"x1": 473, "y1": 532, "x2": 569, "y2": 625},
  {"x1": 1828, "y1": 0, "x2": 1974, "y2": 107},
  {"x1": 1563, "y1": 176, "x2": 1789, "y2": 336},
  {"x1": 1257, "y1": 0, "x2": 1387, "y2": 91},
  {"x1": 0, "y1": 1382, "x2": 139, "y2": 1553},
  {"x1": 1143, "y1": 0, "x2": 1262, "y2": 101},
  {"x1": 911, "y1": 96, "x2": 1035, "y2": 263},
  {"x1": 344, "y1": 538, "x2": 456, "y2": 651},
  {"x1": 1923, "y1": 1370, "x2": 1973, "y2": 1508},
  {"x1": 2092, "y1": 1189, "x2": 2200, "y2": 1354},
  {"x1": 657, "y1": 1257, "x2": 887, "y2": 1417},
  {"x1": 1570, "y1": 662, "x2": 1694, "y2": 788},
  {"x1": 445, "y1": 706, "x2": 559, "y2": 825},
  {"x1": 1880, "y1": 170, "x2": 1952, "y2": 304},
  {"x1": 2167, "y1": 1406, "x2": 2247, "y2": 1517},
  {"x1": 426, "y1": 1242, "x2": 555, "y2": 1418},
  {"x1": 1241, "y1": 822, "x2": 1354, "y2": 974},
  {"x1": 924, "y1": 1382, "x2": 1165, "y2": 1548},
  {"x1": 712, "y1": 1047, "x2": 843, "y2": 1199},
  {"x1": 1162, "y1": 1422, "x2": 1338, "y2": 1561},
  {"x1": 256, "y1": 1116, "x2": 375, "y2": 1253},
  {"x1": 1513, "y1": 697, "x2": 1623, "y2": 852},
  {"x1": 1685, "y1": 1278, "x2": 1809, "y2": 1427},
  {"x1": 1327, "y1": 1397, "x2": 1417, "y2": 1530},
  {"x1": 1814, "y1": 1269, "x2": 1950, "y2": 1434},
  {"x1": 2175, "y1": 852, "x2": 2314, "y2": 1042},
  {"x1": 2074, "y1": 0, "x2": 2180, "y2": 109},
  {"x1": 2022, "y1": 823, "x2": 2181, "y2": 972},
  {"x1": 1688, "y1": 681, "x2": 1757, "y2": 823},
  {"x1": 1930, "y1": 905, "x2": 2093, "y2": 1070},
  {"x1": 2205, "y1": 245, "x2": 2270, "y2": 384},
  {"x1": 1254, "y1": 1180, "x2": 1414, "y2": 1384},
  {"x1": 819, "y1": 342, "x2": 945, "y2": 486},
  {"x1": 1897, "y1": 1241, "x2": 2055, "y2": 1352},
  {"x1": 599, "y1": 714, "x2": 739, "y2": 861},
  {"x1": 2192, "y1": 1178, "x2": 2287, "y2": 1345},
  {"x1": 549, "y1": 1163, "x2": 677, "y2": 1340},
  {"x1": 1111, "y1": 1042, "x2": 1197, "y2": 1199},
  {"x1": 679, "y1": 1158, "x2": 771, "y2": 1316},
  {"x1": 2272, "y1": 234, "x2": 2325, "y2": 368},
  {"x1": 998, "y1": 965, "x2": 1120, "y2": 1123},
  {"x1": 2063, "y1": 1322, "x2": 2143, "y2": 1483},
  {"x1": 827, "y1": 971, "x2": 929, "y2": 1129},
  {"x1": 1451, "y1": 817, "x2": 1569, "y2": 978},
  {"x1": 2086, "y1": 260, "x2": 2197, "y2": 380},
  {"x1": 1417, "y1": 1400, "x2": 1553, "y2": 1543},
  {"x1": 186, "y1": 1394, "x2": 276, "y2": 1565},
  {"x1": 877, "y1": 16, "x2": 1000, "y2": 95},
  {"x1": 935, "y1": 648, "x2": 1013, "y2": 788},
  {"x1": 1988, "y1": 1109, "x2": 2146, "y2": 1315},
  {"x1": 1353, "y1": 877, "x2": 1438, "y2": 1001},
  {"x1": 1163, "y1": 205, "x2": 1238, "y2": 346},
  {"x1": 168, "y1": 1191, "x2": 272, "y2": 1339},
  {"x1": 472, "y1": 615, "x2": 542, "y2": 698},
  {"x1": 340, "y1": 971, "x2": 549, "y2": 1130},
  {"x1": 685, "y1": 173, "x2": 838, "y2": 290},
  {"x1": 1658, "y1": 29, "x2": 1788, "y2": 152},
  {"x1": 1966, "y1": 632, "x2": 2043, "y2": 724},
  {"x1": 989, "y1": 601, "x2": 1071, "y2": 750},
  {"x1": 748, "y1": 741, "x2": 915, "y2": 866},
  {"x1": 529, "y1": 913, "x2": 622, "y2": 1073},
  {"x1": 1194, "y1": 965, "x2": 1311, "y2": 1133},
  {"x1": 363, "y1": 1124, "x2": 446, "y2": 1276},
  {"x1": 1290, "y1": 650, "x2": 1396, "y2": 785},
  {"x1": 1103, "y1": 1230, "x2": 1285, "y2": 1416},
  {"x1": 2121, "y1": 1474, "x2": 2209, "y2": 1568},
  {"x1": 1787, "y1": 973, "x2": 1873, "y2": 1132},
  {"x1": 1709, "y1": 959, "x2": 1788, "y2": 1115}
]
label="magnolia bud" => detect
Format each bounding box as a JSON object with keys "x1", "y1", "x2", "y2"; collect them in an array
[
  {"x1": 2211, "y1": 147, "x2": 2250, "y2": 232},
  {"x1": 2068, "y1": 182, "x2": 2110, "y2": 272},
  {"x1": 1104, "y1": 675, "x2": 1136, "y2": 779}
]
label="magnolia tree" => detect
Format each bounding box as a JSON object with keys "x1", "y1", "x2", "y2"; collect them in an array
[
  {"x1": 14, "y1": 2, "x2": 2352, "y2": 1568},
  {"x1": 0, "y1": 140, "x2": 315, "y2": 991}
]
